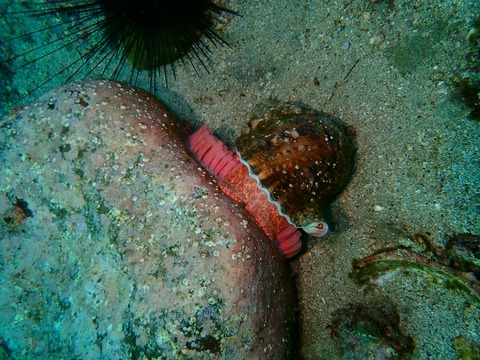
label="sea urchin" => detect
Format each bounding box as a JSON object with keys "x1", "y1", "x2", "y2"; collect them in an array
[{"x1": 0, "y1": 0, "x2": 237, "y2": 110}]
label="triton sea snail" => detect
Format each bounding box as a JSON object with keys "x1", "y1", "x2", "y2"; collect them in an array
[{"x1": 188, "y1": 103, "x2": 355, "y2": 258}]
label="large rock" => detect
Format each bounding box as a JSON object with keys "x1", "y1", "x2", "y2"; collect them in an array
[{"x1": 0, "y1": 80, "x2": 296, "y2": 359}]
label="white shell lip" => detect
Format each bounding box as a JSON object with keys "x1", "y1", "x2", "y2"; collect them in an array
[
  {"x1": 238, "y1": 150, "x2": 329, "y2": 237},
  {"x1": 301, "y1": 221, "x2": 329, "y2": 237},
  {"x1": 238, "y1": 150, "x2": 295, "y2": 224}
]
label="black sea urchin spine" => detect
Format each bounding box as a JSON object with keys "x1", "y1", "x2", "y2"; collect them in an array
[{"x1": 0, "y1": 0, "x2": 237, "y2": 113}]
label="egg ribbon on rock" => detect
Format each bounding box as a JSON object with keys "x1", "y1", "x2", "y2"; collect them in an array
[{"x1": 188, "y1": 104, "x2": 355, "y2": 258}]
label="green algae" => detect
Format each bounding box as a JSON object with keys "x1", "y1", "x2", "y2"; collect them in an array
[{"x1": 351, "y1": 259, "x2": 480, "y2": 305}]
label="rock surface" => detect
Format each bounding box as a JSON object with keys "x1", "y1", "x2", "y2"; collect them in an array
[{"x1": 0, "y1": 80, "x2": 296, "y2": 359}]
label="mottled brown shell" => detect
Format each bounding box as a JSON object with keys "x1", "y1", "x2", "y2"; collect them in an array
[{"x1": 235, "y1": 104, "x2": 355, "y2": 228}]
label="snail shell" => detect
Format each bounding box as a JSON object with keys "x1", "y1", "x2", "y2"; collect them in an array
[
  {"x1": 188, "y1": 103, "x2": 355, "y2": 258},
  {"x1": 235, "y1": 104, "x2": 355, "y2": 235}
]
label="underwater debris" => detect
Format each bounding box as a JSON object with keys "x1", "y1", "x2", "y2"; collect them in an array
[
  {"x1": 446, "y1": 233, "x2": 480, "y2": 280},
  {"x1": 350, "y1": 232, "x2": 480, "y2": 304},
  {"x1": 329, "y1": 296, "x2": 415, "y2": 359}
]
